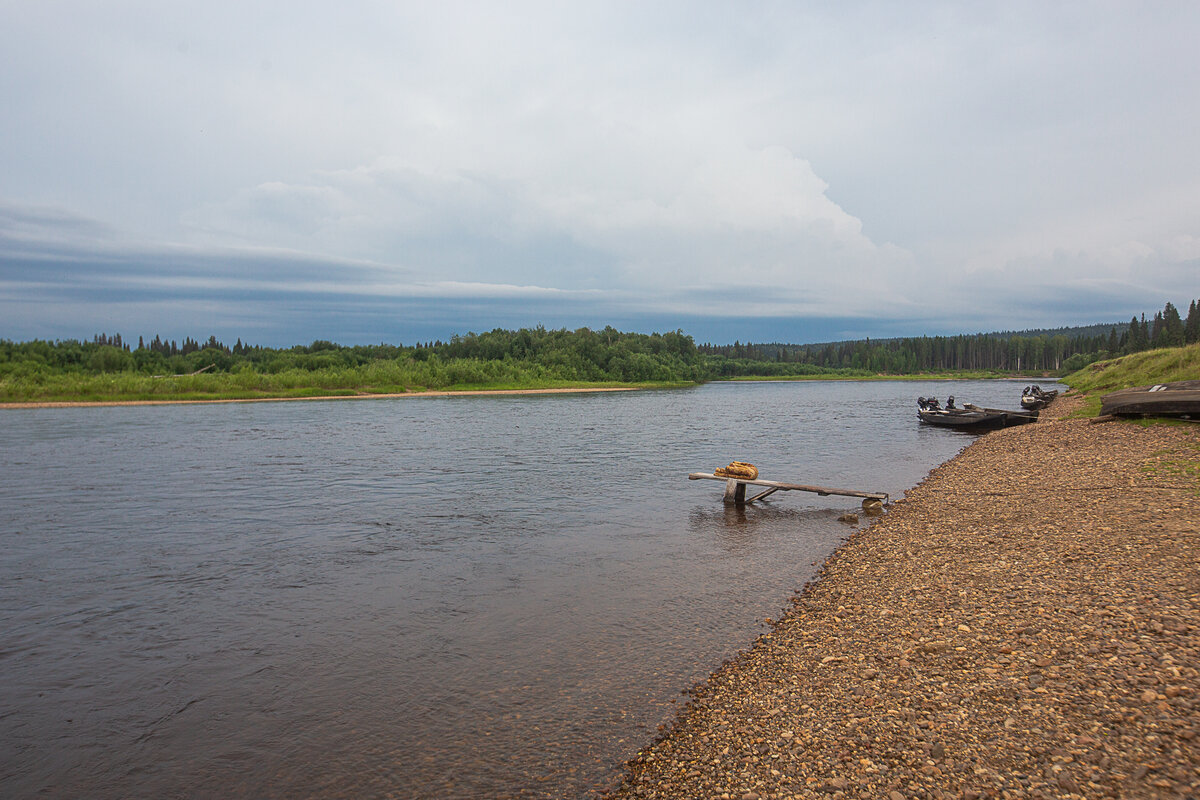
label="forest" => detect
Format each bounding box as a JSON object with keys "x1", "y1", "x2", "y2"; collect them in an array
[
  {"x1": 700, "y1": 299, "x2": 1199, "y2": 374},
  {"x1": 0, "y1": 298, "x2": 1197, "y2": 402}
]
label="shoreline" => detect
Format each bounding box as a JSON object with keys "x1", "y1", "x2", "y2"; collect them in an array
[
  {"x1": 604, "y1": 396, "x2": 1199, "y2": 799},
  {"x1": 0, "y1": 386, "x2": 640, "y2": 409},
  {"x1": 0, "y1": 375, "x2": 1065, "y2": 409}
]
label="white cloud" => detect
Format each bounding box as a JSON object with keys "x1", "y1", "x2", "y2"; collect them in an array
[{"x1": 182, "y1": 141, "x2": 919, "y2": 316}]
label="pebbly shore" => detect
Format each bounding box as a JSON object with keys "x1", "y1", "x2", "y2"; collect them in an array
[{"x1": 603, "y1": 396, "x2": 1199, "y2": 800}]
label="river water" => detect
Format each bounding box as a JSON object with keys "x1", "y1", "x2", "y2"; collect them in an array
[{"x1": 0, "y1": 379, "x2": 1056, "y2": 799}]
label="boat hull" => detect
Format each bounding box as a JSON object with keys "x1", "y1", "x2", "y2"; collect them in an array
[
  {"x1": 1100, "y1": 381, "x2": 1200, "y2": 418},
  {"x1": 1020, "y1": 386, "x2": 1058, "y2": 410},
  {"x1": 918, "y1": 407, "x2": 1038, "y2": 429}
]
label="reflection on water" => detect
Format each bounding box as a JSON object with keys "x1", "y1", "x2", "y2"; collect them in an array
[
  {"x1": 690, "y1": 502, "x2": 861, "y2": 540},
  {"x1": 0, "y1": 379, "x2": 1057, "y2": 798}
]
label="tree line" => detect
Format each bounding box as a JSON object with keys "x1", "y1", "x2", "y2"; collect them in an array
[
  {"x1": 2, "y1": 298, "x2": 1196, "y2": 385},
  {"x1": 0, "y1": 326, "x2": 713, "y2": 385},
  {"x1": 700, "y1": 298, "x2": 1199, "y2": 374}
]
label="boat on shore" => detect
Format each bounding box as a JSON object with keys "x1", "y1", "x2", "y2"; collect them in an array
[
  {"x1": 917, "y1": 396, "x2": 1039, "y2": 429},
  {"x1": 1099, "y1": 380, "x2": 1200, "y2": 418},
  {"x1": 1020, "y1": 385, "x2": 1059, "y2": 410}
]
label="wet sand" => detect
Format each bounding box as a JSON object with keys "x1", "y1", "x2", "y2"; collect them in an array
[
  {"x1": 0, "y1": 386, "x2": 638, "y2": 409},
  {"x1": 604, "y1": 396, "x2": 1199, "y2": 799}
]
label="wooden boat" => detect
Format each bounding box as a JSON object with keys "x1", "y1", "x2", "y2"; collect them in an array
[
  {"x1": 1099, "y1": 380, "x2": 1200, "y2": 418},
  {"x1": 1020, "y1": 385, "x2": 1059, "y2": 410},
  {"x1": 917, "y1": 397, "x2": 1039, "y2": 429}
]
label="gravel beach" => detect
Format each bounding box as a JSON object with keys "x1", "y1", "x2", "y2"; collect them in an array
[{"x1": 604, "y1": 396, "x2": 1199, "y2": 800}]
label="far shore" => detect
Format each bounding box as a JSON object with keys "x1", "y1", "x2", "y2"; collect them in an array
[
  {"x1": 722, "y1": 373, "x2": 1060, "y2": 383},
  {"x1": 0, "y1": 386, "x2": 641, "y2": 409},
  {"x1": 0, "y1": 374, "x2": 1067, "y2": 409}
]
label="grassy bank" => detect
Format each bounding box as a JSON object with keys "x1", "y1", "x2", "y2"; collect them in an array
[
  {"x1": 0, "y1": 328, "x2": 711, "y2": 404},
  {"x1": 0, "y1": 367, "x2": 1041, "y2": 404},
  {"x1": 1060, "y1": 341, "x2": 1200, "y2": 416},
  {"x1": 0, "y1": 365, "x2": 679, "y2": 405},
  {"x1": 0, "y1": 340, "x2": 710, "y2": 404},
  {"x1": 4, "y1": 332, "x2": 1195, "y2": 406}
]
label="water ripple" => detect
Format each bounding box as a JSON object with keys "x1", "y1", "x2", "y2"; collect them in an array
[{"x1": 0, "y1": 379, "x2": 1057, "y2": 799}]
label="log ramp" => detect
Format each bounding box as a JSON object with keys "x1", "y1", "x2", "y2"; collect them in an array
[{"x1": 688, "y1": 472, "x2": 888, "y2": 509}]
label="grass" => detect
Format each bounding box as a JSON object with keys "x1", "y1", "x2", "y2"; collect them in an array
[
  {"x1": 0, "y1": 369, "x2": 683, "y2": 404},
  {"x1": 0, "y1": 358, "x2": 671, "y2": 404}
]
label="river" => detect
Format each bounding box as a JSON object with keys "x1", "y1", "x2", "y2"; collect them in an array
[{"x1": 0, "y1": 379, "x2": 1058, "y2": 798}]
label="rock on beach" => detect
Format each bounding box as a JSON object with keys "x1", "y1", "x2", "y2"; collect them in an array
[{"x1": 603, "y1": 397, "x2": 1199, "y2": 799}]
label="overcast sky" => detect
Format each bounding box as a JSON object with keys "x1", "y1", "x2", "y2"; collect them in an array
[{"x1": 2, "y1": 1, "x2": 1197, "y2": 346}]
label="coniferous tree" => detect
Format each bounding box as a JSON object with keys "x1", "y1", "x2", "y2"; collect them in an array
[
  {"x1": 1126, "y1": 315, "x2": 1149, "y2": 353},
  {"x1": 1161, "y1": 302, "x2": 1184, "y2": 347}
]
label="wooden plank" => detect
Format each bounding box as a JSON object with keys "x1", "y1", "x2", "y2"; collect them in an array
[
  {"x1": 746, "y1": 486, "x2": 781, "y2": 503},
  {"x1": 689, "y1": 472, "x2": 888, "y2": 501}
]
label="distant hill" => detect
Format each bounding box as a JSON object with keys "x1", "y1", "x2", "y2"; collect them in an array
[
  {"x1": 696, "y1": 317, "x2": 1157, "y2": 374},
  {"x1": 984, "y1": 322, "x2": 1129, "y2": 340}
]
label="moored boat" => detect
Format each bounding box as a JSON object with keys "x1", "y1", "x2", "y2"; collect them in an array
[
  {"x1": 1020, "y1": 385, "x2": 1059, "y2": 410},
  {"x1": 918, "y1": 397, "x2": 1039, "y2": 429}
]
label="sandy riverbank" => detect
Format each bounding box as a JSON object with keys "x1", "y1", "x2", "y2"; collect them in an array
[
  {"x1": 604, "y1": 396, "x2": 1199, "y2": 799},
  {"x1": 0, "y1": 386, "x2": 639, "y2": 409}
]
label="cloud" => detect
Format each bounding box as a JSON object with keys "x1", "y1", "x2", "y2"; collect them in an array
[
  {"x1": 182, "y1": 141, "x2": 919, "y2": 316},
  {"x1": 1, "y1": 3, "x2": 1198, "y2": 345},
  {"x1": 0, "y1": 201, "x2": 631, "y2": 344}
]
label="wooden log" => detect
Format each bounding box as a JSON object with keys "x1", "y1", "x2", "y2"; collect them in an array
[
  {"x1": 690, "y1": 472, "x2": 888, "y2": 502},
  {"x1": 746, "y1": 486, "x2": 781, "y2": 503},
  {"x1": 723, "y1": 478, "x2": 747, "y2": 505}
]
